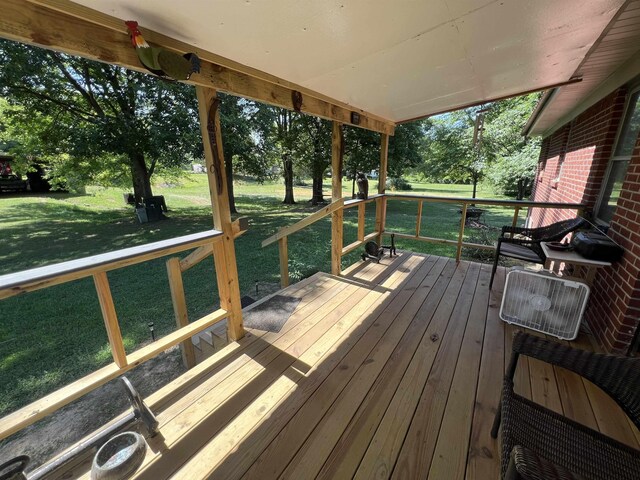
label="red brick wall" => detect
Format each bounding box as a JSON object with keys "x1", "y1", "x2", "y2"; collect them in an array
[
  {"x1": 529, "y1": 88, "x2": 626, "y2": 226},
  {"x1": 529, "y1": 87, "x2": 640, "y2": 354},
  {"x1": 586, "y1": 138, "x2": 640, "y2": 353}
]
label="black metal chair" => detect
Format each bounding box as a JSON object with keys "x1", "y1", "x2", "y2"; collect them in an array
[
  {"x1": 489, "y1": 217, "x2": 586, "y2": 289},
  {"x1": 492, "y1": 332, "x2": 640, "y2": 480}
]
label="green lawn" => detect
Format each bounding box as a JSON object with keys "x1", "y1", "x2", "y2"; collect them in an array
[{"x1": 0, "y1": 175, "x2": 519, "y2": 416}]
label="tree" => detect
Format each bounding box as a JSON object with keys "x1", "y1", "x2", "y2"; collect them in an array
[
  {"x1": 387, "y1": 122, "x2": 427, "y2": 178},
  {"x1": 218, "y1": 94, "x2": 266, "y2": 213},
  {"x1": 253, "y1": 105, "x2": 301, "y2": 204},
  {"x1": 482, "y1": 93, "x2": 541, "y2": 199},
  {"x1": 0, "y1": 39, "x2": 201, "y2": 202},
  {"x1": 293, "y1": 116, "x2": 332, "y2": 205},
  {"x1": 343, "y1": 126, "x2": 380, "y2": 196},
  {"x1": 487, "y1": 139, "x2": 540, "y2": 199},
  {"x1": 421, "y1": 110, "x2": 486, "y2": 197}
]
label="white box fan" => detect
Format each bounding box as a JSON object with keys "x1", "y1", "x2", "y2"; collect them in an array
[{"x1": 500, "y1": 269, "x2": 590, "y2": 340}]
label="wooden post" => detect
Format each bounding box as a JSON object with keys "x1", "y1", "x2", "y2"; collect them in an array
[
  {"x1": 357, "y1": 203, "x2": 365, "y2": 242},
  {"x1": 93, "y1": 272, "x2": 127, "y2": 368},
  {"x1": 166, "y1": 257, "x2": 196, "y2": 369},
  {"x1": 510, "y1": 206, "x2": 521, "y2": 238},
  {"x1": 456, "y1": 203, "x2": 468, "y2": 263},
  {"x1": 416, "y1": 199, "x2": 424, "y2": 237},
  {"x1": 376, "y1": 133, "x2": 389, "y2": 245},
  {"x1": 278, "y1": 237, "x2": 289, "y2": 288},
  {"x1": 331, "y1": 121, "x2": 344, "y2": 276},
  {"x1": 196, "y1": 87, "x2": 244, "y2": 341}
]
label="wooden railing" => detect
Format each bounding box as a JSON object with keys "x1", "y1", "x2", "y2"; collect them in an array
[
  {"x1": 0, "y1": 228, "x2": 243, "y2": 441},
  {"x1": 384, "y1": 193, "x2": 586, "y2": 262},
  {"x1": 263, "y1": 193, "x2": 586, "y2": 285}
]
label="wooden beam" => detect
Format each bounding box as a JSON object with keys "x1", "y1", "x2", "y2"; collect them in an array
[
  {"x1": 179, "y1": 244, "x2": 213, "y2": 273},
  {"x1": 196, "y1": 87, "x2": 244, "y2": 341},
  {"x1": 4, "y1": 0, "x2": 394, "y2": 135},
  {"x1": 376, "y1": 134, "x2": 389, "y2": 245},
  {"x1": 166, "y1": 258, "x2": 196, "y2": 369},
  {"x1": 0, "y1": 230, "x2": 223, "y2": 301},
  {"x1": 279, "y1": 237, "x2": 289, "y2": 288},
  {"x1": 416, "y1": 200, "x2": 424, "y2": 237},
  {"x1": 357, "y1": 203, "x2": 366, "y2": 242},
  {"x1": 456, "y1": 203, "x2": 468, "y2": 262},
  {"x1": 331, "y1": 122, "x2": 344, "y2": 276},
  {"x1": 92, "y1": 272, "x2": 127, "y2": 368},
  {"x1": 262, "y1": 199, "x2": 344, "y2": 248}
]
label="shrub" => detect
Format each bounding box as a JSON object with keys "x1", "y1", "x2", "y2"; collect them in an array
[{"x1": 387, "y1": 177, "x2": 412, "y2": 191}]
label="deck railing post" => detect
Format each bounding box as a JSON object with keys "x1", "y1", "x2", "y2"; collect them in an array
[
  {"x1": 196, "y1": 87, "x2": 244, "y2": 341},
  {"x1": 510, "y1": 206, "x2": 521, "y2": 238},
  {"x1": 357, "y1": 203, "x2": 365, "y2": 242},
  {"x1": 331, "y1": 121, "x2": 344, "y2": 276},
  {"x1": 278, "y1": 237, "x2": 289, "y2": 288},
  {"x1": 376, "y1": 133, "x2": 389, "y2": 246},
  {"x1": 93, "y1": 272, "x2": 127, "y2": 368},
  {"x1": 456, "y1": 203, "x2": 468, "y2": 263},
  {"x1": 416, "y1": 199, "x2": 424, "y2": 237},
  {"x1": 166, "y1": 257, "x2": 196, "y2": 369}
]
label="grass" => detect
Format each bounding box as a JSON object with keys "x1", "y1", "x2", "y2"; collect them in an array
[{"x1": 0, "y1": 175, "x2": 519, "y2": 417}]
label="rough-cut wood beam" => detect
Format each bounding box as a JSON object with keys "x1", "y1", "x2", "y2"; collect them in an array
[
  {"x1": 2, "y1": 0, "x2": 395, "y2": 135},
  {"x1": 331, "y1": 122, "x2": 344, "y2": 276},
  {"x1": 196, "y1": 87, "x2": 245, "y2": 341}
]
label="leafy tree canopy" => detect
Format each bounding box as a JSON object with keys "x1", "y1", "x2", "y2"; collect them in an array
[{"x1": 0, "y1": 39, "x2": 201, "y2": 200}]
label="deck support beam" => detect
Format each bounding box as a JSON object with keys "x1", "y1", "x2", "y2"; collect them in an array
[
  {"x1": 376, "y1": 133, "x2": 389, "y2": 245},
  {"x1": 331, "y1": 122, "x2": 344, "y2": 276},
  {"x1": 196, "y1": 87, "x2": 244, "y2": 341}
]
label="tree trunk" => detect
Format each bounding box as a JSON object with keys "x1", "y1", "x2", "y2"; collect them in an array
[
  {"x1": 225, "y1": 155, "x2": 237, "y2": 214},
  {"x1": 310, "y1": 175, "x2": 325, "y2": 205},
  {"x1": 472, "y1": 175, "x2": 478, "y2": 199},
  {"x1": 129, "y1": 151, "x2": 153, "y2": 204},
  {"x1": 282, "y1": 153, "x2": 295, "y2": 204}
]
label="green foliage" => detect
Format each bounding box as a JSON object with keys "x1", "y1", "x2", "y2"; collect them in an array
[
  {"x1": 387, "y1": 177, "x2": 413, "y2": 191},
  {"x1": 419, "y1": 93, "x2": 541, "y2": 199},
  {"x1": 487, "y1": 139, "x2": 540, "y2": 199},
  {"x1": 0, "y1": 38, "x2": 201, "y2": 198}
]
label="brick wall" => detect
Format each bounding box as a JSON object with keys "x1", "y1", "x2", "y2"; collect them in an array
[
  {"x1": 529, "y1": 87, "x2": 640, "y2": 354},
  {"x1": 586, "y1": 138, "x2": 640, "y2": 353},
  {"x1": 529, "y1": 88, "x2": 626, "y2": 226}
]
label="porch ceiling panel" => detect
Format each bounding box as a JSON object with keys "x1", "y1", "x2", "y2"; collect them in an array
[
  {"x1": 527, "y1": 0, "x2": 640, "y2": 137},
  {"x1": 58, "y1": 0, "x2": 624, "y2": 122}
]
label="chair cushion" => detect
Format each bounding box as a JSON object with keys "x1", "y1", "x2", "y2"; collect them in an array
[{"x1": 499, "y1": 243, "x2": 544, "y2": 263}]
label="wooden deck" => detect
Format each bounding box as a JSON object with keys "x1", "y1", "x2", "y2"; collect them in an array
[{"x1": 65, "y1": 251, "x2": 640, "y2": 480}]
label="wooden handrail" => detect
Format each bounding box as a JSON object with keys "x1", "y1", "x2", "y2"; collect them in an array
[
  {"x1": 0, "y1": 229, "x2": 224, "y2": 300},
  {"x1": 0, "y1": 230, "x2": 230, "y2": 441},
  {"x1": 262, "y1": 198, "x2": 344, "y2": 247},
  {"x1": 384, "y1": 194, "x2": 585, "y2": 262},
  {"x1": 385, "y1": 193, "x2": 585, "y2": 210}
]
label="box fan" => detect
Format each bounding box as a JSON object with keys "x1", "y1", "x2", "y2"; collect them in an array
[{"x1": 500, "y1": 269, "x2": 590, "y2": 340}]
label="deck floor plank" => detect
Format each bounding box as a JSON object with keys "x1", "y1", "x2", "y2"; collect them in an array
[
  {"x1": 316, "y1": 257, "x2": 458, "y2": 480},
  {"x1": 57, "y1": 254, "x2": 637, "y2": 480},
  {"x1": 242, "y1": 255, "x2": 443, "y2": 479},
  {"x1": 465, "y1": 265, "x2": 505, "y2": 480}
]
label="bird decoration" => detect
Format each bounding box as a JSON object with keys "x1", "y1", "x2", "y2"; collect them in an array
[{"x1": 124, "y1": 21, "x2": 200, "y2": 81}]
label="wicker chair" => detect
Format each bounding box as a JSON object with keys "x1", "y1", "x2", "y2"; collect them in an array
[
  {"x1": 489, "y1": 217, "x2": 586, "y2": 289},
  {"x1": 492, "y1": 332, "x2": 640, "y2": 480}
]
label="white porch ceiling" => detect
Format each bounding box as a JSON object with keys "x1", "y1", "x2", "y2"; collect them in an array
[{"x1": 73, "y1": 0, "x2": 624, "y2": 122}]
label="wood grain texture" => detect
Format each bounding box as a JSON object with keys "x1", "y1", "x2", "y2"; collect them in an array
[
  {"x1": 196, "y1": 87, "x2": 244, "y2": 341},
  {"x1": 166, "y1": 257, "x2": 196, "y2": 369},
  {"x1": 92, "y1": 272, "x2": 127, "y2": 368}
]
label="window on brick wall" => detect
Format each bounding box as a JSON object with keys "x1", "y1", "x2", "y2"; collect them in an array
[{"x1": 596, "y1": 88, "x2": 640, "y2": 224}]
